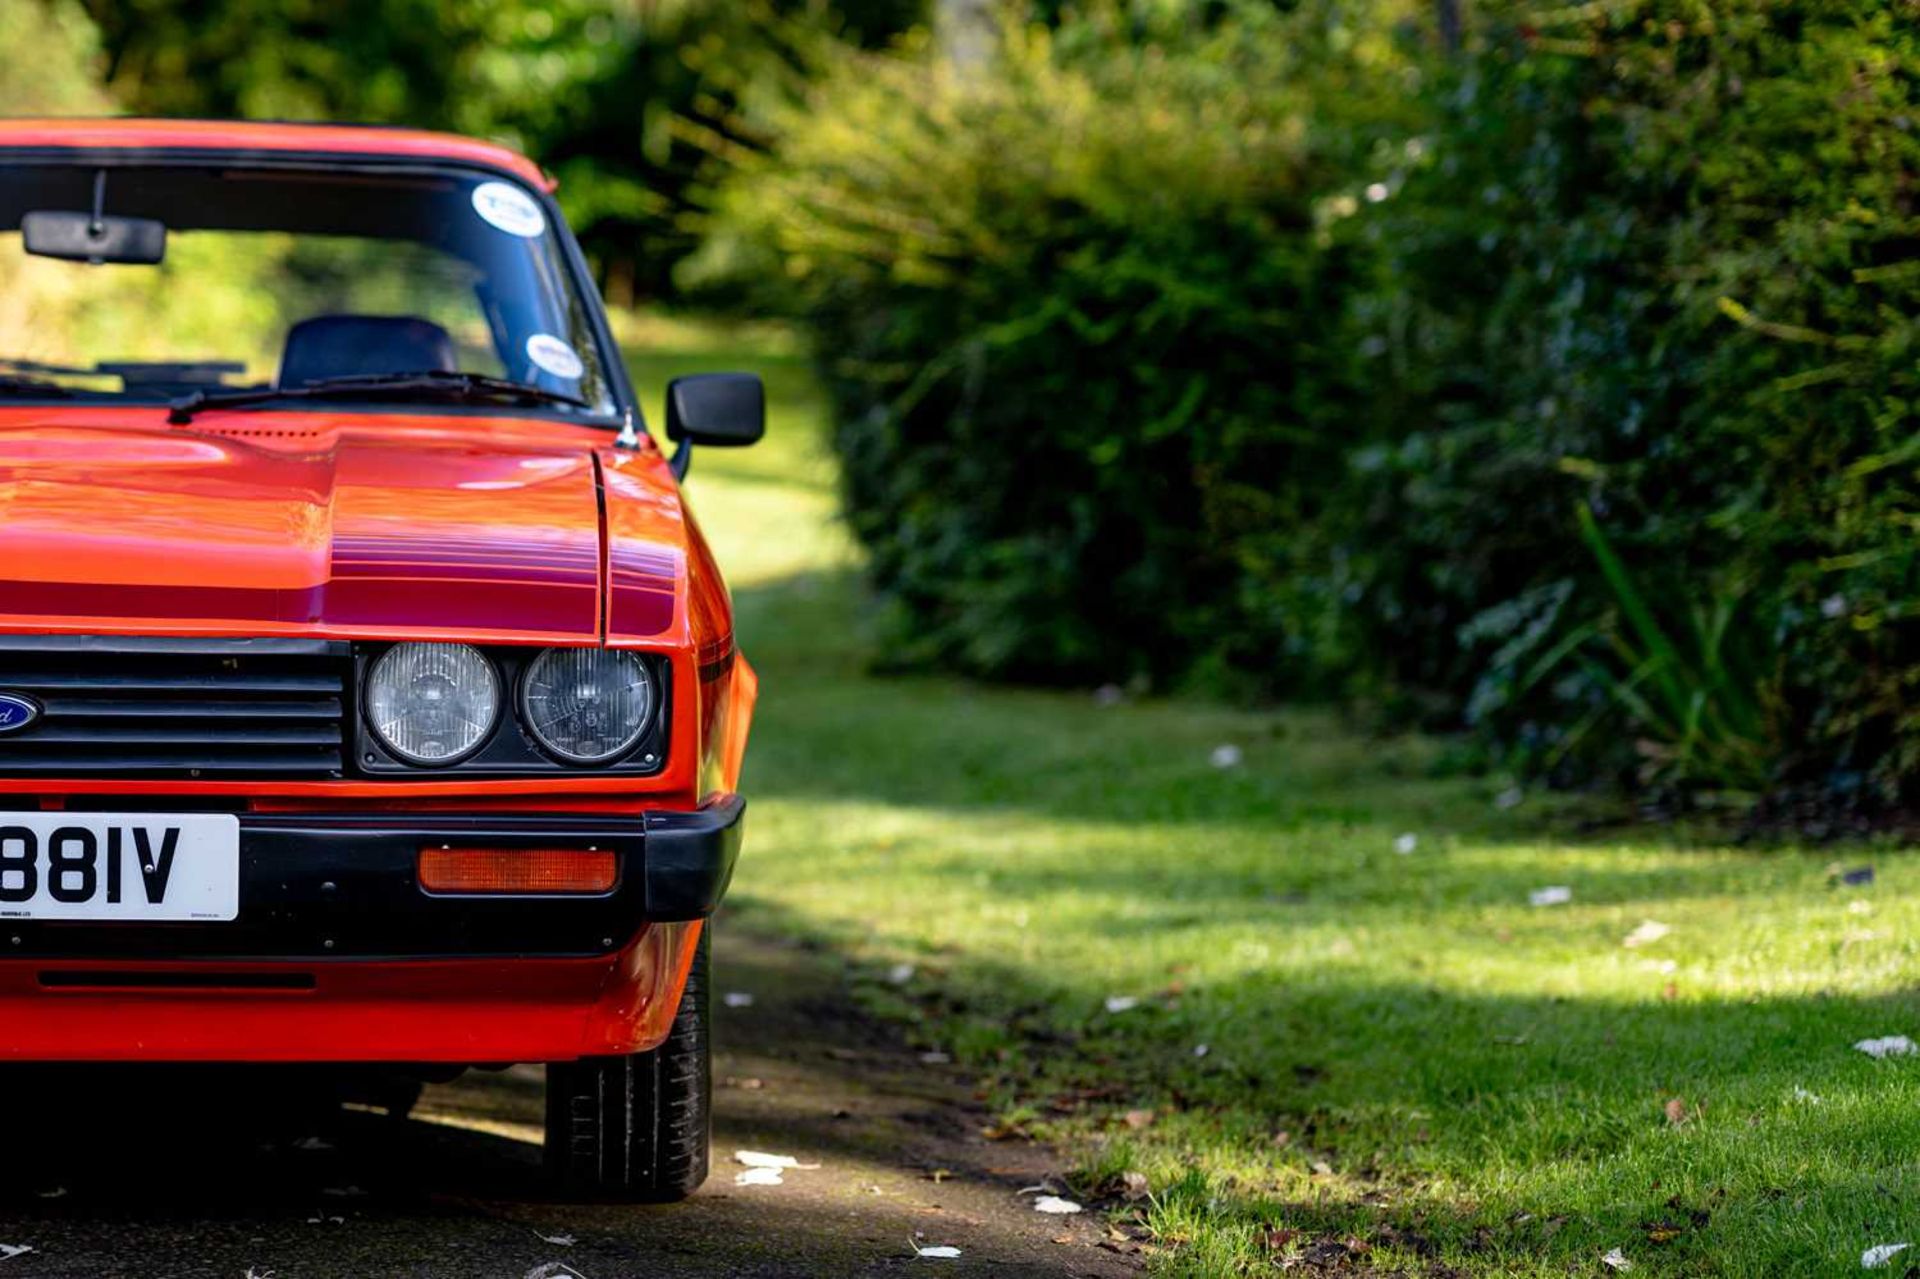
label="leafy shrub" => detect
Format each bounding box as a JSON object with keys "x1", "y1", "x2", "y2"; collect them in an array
[
  {"x1": 1332, "y1": 0, "x2": 1919, "y2": 797},
  {"x1": 697, "y1": 6, "x2": 1411, "y2": 685},
  {"x1": 707, "y1": 0, "x2": 1919, "y2": 801}
]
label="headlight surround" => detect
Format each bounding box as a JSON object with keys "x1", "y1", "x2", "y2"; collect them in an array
[
  {"x1": 364, "y1": 642, "x2": 501, "y2": 766},
  {"x1": 520, "y1": 647, "x2": 657, "y2": 765}
]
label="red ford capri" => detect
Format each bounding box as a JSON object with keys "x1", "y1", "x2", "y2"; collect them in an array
[{"x1": 0, "y1": 119, "x2": 760, "y2": 1201}]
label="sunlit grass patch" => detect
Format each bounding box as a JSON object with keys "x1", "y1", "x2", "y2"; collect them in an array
[{"x1": 627, "y1": 320, "x2": 1920, "y2": 1278}]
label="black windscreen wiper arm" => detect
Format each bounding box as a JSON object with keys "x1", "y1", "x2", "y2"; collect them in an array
[
  {"x1": 0, "y1": 376, "x2": 75, "y2": 398},
  {"x1": 168, "y1": 371, "x2": 590, "y2": 424}
]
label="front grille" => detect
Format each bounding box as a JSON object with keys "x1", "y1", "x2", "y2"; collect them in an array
[{"x1": 0, "y1": 636, "x2": 349, "y2": 777}]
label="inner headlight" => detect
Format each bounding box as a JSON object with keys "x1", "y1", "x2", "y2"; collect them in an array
[
  {"x1": 365, "y1": 642, "x2": 500, "y2": 765},
  {"x1": 520, "y1": 648, "x2": 657, "y2": 765}
]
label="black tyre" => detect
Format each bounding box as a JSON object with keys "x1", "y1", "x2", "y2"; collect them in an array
[{"x1": 545, "y1": 929, "x2": 711, "y2": 1202}]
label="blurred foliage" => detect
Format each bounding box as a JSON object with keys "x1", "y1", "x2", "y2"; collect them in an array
[
  {"x1": 0, "y1": 0, "x2": 113, "y2": 114},
  {"x1": 706, "y1": 0, "x2": 1919, "y2": 803},
  {"x1": 695, "y1": 2, "x2": 1426, "y2": 684},
  {"x1": 81, "y1": 0, "x2": 925, "y2": 299}
]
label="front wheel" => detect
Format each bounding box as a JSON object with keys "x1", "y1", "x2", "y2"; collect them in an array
[{"x1": 545, "y1": 929, "x2": 711, "y2": 1202}]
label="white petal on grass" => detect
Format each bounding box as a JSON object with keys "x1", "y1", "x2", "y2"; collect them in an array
[
  {"x1": 722, "y1": 992, "x2": 755, "y2": 1009},
  {"x1": 1032, "y1": 1196, "x2": 1083, "y2": 1215},
  {"x1": 0, "y1": 1246, "x2": 31, "y2": 1263},
  {"x1": 1863, "y1": 1243, "x2": 1911, "y2": 1269},
  {"x1": 915, "y1": 1245, "x2": 963, "y2": 1259},
  {"x1": 734, "y1": 1167, "x2": 784, "y2": 1187},
  {"x1": 887, "y1": 963, "x2": 916, "y2": 985},
  {"x1": 1104, "y1": 996, "x2": 1140, "y2": 1014},
  {"x1": 1601, "y1": 1247, "x2": 1632, "y2": 1271},
  {"x1": 1193, "y1": 1043, "x2": 1210, "y2": 1058},
  {"x1": 1393, "y1": 833, "x2": 1418, "y2": 855},
  {"x1": 1494, "y1": 785, "x2": 1525, "y2": 810},
  {"x1": 1854, "y1": 1036, "x2": 1918, "y2": 1059},
  {"x1": 734, "y1": 1150, "x2": 821, "y2": 1170},
  {"x1": 1622, "y1": 920, "x2": 1671, "y2": 948},
  {"x1": 1792, "y1": 1086, "x2": 1823, "y2": 1105},
  {"x1": 1529, "y1": 885, "x2": 1573, "y2": 907},
  {"x1": 1209, "y1": 744, "x2": 1243, "y2": 769}
]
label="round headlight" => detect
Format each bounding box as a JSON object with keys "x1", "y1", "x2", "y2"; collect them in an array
[
  {"x1": 365, "y1": 642, "x2": 500, "y2": 766},
  {"x1": 520, "y1": 648, "x2": 656, "y2": 765}
]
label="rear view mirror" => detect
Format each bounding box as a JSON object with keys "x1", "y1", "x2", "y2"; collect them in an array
[
  {"x1": 665, "y1": 374, "x2": 765, "y2": 448},
  {"x1": 23, "y1": 210, "x2": 166, "y2": 265}
]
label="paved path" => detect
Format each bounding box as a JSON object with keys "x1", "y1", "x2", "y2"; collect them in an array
[{"x1": 0, "y1": 928, "x2": 1143, "y2": 1278}]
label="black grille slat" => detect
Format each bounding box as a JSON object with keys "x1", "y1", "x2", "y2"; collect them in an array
[
  {"x1": 36, "y1": 697, "x2": 341, "y2": 719},
  {"x1": 0, "y1": 725, "x2": 341, "y2": 746},
  {"x1": 0, "y1": 638, "x2": 349, "y2": 779},
  {"x1": 2, "y1": 672, "x2": 340, "y2": 694}
]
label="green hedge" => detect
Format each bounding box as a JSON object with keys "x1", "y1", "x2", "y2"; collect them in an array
[{"x1": 705, "y1": 0, "x2": 1919, "y2": 801}]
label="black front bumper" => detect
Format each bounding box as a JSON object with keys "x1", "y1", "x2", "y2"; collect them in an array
[{"x1": 3, "y1": 795, "x2": 744, "y2": 962}]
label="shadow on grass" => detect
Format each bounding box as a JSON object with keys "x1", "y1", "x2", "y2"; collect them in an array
[{"x1": 725, "y1": 893, "x2": 1920, "y2": 1276}]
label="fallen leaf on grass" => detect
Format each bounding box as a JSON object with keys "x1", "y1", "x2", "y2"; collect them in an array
[
  {"x1": 1644, "y1": 1224, "x2": 1684, "y2": 1244},
  {"x1": 1104, "y1": 996, "x2": 1140, "y2": 1014},
  {"x1": 1119, "y1": 1171, "x2": 1150, "y2": 1201},
  {"x1": 734, "y1": 1150, "x2": 820, "y2": 1170},
  {"x1": 1854, "y1": 1036, "x2": 1918, "y2": 1059},
  {"x1": 1863, "y1": 1243, "x2": 1911, "y2": 1269},
  {"x1": 722, "y1": 992, "x2": 755, "y2": 1009},
  {"x1": 1623, "y1": 920, "x2": 1671, "y2": 948},
  {"x1": 1033, "y1": 1196, "x2": 1084, "y2": 1215},
  {"x1": 1530, "y1": 885, "x2": 1573, "y2": 907},
  {"x1": 1601, "y1": 1246, "x2": 1633, "y2": 1270},
  {"x1": 525, "y1": 1265, "x2": 588, "y2": 1279},
  {"x1": 734, "y1": 1167, "x2": 784, "y2": 1187},
  {"x1": 1663, "y1": 1098, "x2": 1691, "y2": 1127},
  {"x1": 1122, "y1": 1108, "x2": 1156, "y2": 1130}
]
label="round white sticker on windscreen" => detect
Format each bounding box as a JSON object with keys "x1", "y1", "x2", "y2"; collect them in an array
[
  {"x1": 472, "y1": 181, "x2": 546, "y2": 238},
  {"x1": 526, "y1": 333, "x2": 585, "y2": 380}
]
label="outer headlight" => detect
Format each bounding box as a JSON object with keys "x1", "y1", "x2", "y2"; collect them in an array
[
  {"x1": 365, "y1": 642, "x2": 500, "y2": 766},
  {"x1": 520, "y1": 648, "x2": 657, "y2": 765}
]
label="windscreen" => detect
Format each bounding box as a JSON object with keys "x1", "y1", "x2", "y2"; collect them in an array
[{"x1": 0, "y1": 163, "x2": 618, "y2": 417}]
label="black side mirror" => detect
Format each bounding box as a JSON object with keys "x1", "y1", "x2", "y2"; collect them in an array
[{"x1": 665, "y1": 373, "x2": 765, "y2": 447}]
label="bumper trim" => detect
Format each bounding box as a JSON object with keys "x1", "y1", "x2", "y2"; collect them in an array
[{"x1": 0, "y1": 796, "x2": 744, "y2": 962}]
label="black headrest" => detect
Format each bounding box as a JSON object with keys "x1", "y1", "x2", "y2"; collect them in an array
[{"x1": 279, "y1": 315, "x2": 458, "y2": 388}]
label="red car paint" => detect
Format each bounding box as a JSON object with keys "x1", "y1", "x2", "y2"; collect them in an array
[{"x1": 0, "y1": 121, "x2": 755, "y2": 1063}]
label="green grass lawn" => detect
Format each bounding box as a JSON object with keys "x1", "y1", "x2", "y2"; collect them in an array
[{"x1": 628, "y1": 320, "x2": 1920, "y2": 1278}]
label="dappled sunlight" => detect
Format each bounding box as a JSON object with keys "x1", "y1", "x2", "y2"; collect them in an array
[{"x1": 664, "y1": 325, "x2": 1920, "y2": 1276}]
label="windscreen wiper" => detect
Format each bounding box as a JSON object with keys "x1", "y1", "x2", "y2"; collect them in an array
[
  {"x1": 0, "y1": 376, "x2": 75, "y2": 398},
  {"x1": 168, "y1": 371, "x2": 590, "y2": 424}
]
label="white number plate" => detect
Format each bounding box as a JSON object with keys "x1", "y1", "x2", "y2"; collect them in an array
[{"x1": 0, "y1": 814, "x2": 240, "y2": 921}]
